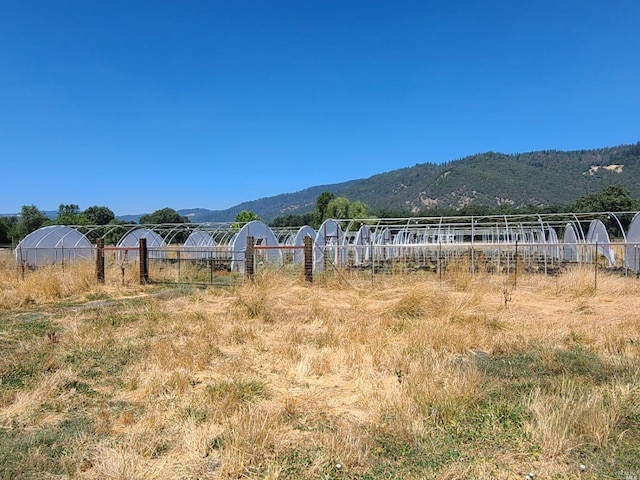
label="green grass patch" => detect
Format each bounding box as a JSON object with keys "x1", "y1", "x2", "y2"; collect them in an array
[
  {"x1": 0, "y1": 314, "x2": 54, "y2": 391},
  {"x1": 206, "y1": 379, "x2": 268, "y2": 403},
  {"x1": 84, "y1": 291, "x2": 111, "y2": 301},
  {"x1": 477, "y1": 346, "x2": 632, "y2": 384},
  {"x1": 64, "y1": 341, "x2": 145, "y2": 380},
  {"x1": 0, "y1": 352, "x2": 50, "y2": 390},
  {"x1": 0, "y1": 313, "x2": 52, "y2": 343},
  {"x1": 0, "y1": 414, "x2": 94, "y2": 478}
]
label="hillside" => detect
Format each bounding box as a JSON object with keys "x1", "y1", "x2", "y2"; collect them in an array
[{"x1": 177, "y1": 142, "x2": 640, "y2": 222}]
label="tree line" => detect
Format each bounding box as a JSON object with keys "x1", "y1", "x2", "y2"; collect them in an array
[
  {"x1": 2, "y1": 185, "x2": 638, "y2": 245},
  {"x1": 0, "y1": 204, "x2": 191, "y2": 245}
]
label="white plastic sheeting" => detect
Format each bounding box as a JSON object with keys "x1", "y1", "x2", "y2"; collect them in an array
[
  {"x1": 15, "y1": 225, "x2": 93, "y2": 266},
  {"x1": 183, "y1": 231, "x2": 217, "y2": 259},
  {"x1": 353, "y1": 224, "x2": 372, "y2": 264},
  {"x1": 15, "y1": 211, "x2": 640, "y2": 273},
  {"x1": 372, "y1": 227, "x2": 393, "y2": 260},
  {"x1": 117, "y1": 228, "x2": 167, "y2": 259},
  {"x1": 586, "y1": 219, "x2": 616, "y2": 267},
  {"x1": 542, "y1": 226, "x2": 560, "y2": 260},
  {"x1": 230, "y1": 220, "x2": 281, "y2": 272},
  {"x1": 314, "y1": 219, "x2": 344, "y2": 272},
  {"x1": 625, "y1": 213, "x2": 640, "y2": 271},
  {"x1": 288, "y1": 225, "x2": 315, "y2": 264},
  {"x1": 563, "y1": 223, "x2": 579, "y2": 262}
]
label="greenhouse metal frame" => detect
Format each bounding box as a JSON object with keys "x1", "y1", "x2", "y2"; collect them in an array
[{"x1": 13, "y1": 211, "x2": 640, "y2": 278}]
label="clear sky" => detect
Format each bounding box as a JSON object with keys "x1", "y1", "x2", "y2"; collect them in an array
[{"x1": 1, "y1": 1, "x2": 639, "y2": 216}]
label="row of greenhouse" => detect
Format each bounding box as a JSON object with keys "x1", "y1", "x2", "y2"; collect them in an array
[{"x1": 13, "y1": 212, "x2": 640, "y2": 273}]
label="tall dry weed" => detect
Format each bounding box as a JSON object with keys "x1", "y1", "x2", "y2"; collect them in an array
[
  {"x1": 85, "y1": 442, "x2": 170, "y2": 479},
  {"x1": 0, "y1": 367, "x2": 75, "y2": 427},
  {"x1": 525, "y1": 377, "x2": 636, "y2": 457},
  {"x1": 445, "y1": 256, "x2": 502, "y2": 293},
  {"x1": 550, "y1": 267, "x2": 597, "y2": 297},
  {"x1": 0, "y1": 252, "x2": 144, "y2": 309},
  {"x1": 315, "y1": 418, "x2": 373, "y2": 472},
  {"x1": 374, "y1": 350, "x2": 487, "y2": 444},
  {"x1": 216, "y1": 405, "x2": 283, "y2": 477}
]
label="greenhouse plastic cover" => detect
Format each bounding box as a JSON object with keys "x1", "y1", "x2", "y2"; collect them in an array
[{"x1": 15, "y1": 225, "x2": 93, "y2": 266}]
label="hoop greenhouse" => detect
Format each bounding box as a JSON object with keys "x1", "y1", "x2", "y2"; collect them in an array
[{"x1": 12, "y1": 211, "x2": 640, "y2": 274}]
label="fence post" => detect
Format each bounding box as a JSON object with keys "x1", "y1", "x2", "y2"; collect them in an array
[
  {"x1": 304, "y1": 236, "x2": 313, "y2": 283},
  {"x1": 96, "y1": 239, "x2": 105, "y2": 283},
  {"x1": 246, "y1": 236, "x2": 255, "y2": 281},
  {"x1": 139, "y1": 238, "x2": 149, "y2": 285}
]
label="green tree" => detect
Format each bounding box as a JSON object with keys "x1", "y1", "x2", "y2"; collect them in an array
[
  {"x1": 572, "y1": 185, "x2": 639, "y2": 237},
  {"x1": 58, "y1": 204, "x2": 80, "y2": 216},
  {"x1": 572, "y1": 185, "x2": 637, "y2": 213},
  {"x1": 235, "y1": 210, "x2": 260, "y2": 224},
  {"x1": 233, "y1": 210, "x2": 260, "y2": 231},
  {"x1": 139, "y1": 208, "x2": 189, "y2": 224},
  {"x1": 102, "y1": 219, "x2": 129, "y2": 246},
  {"x1": 15, "y1": 205, "x2": 48, "y2": 240},
  {"x1": 326, "y1": 197, "x2": 350, "y2": 219},
  {"x1": 0, "y1": 216, "x2": 18, "y2": 245},
  {"x1": 269, "y1": 212, "x2": 314, "y2": 227},
  {"x1": 77, "y1": 206, "x2": 117, "y2": 243},
  {"x1": 313, "y1": 192, "x2": 335, "y2": 228},
  {"x1": 83, "y1": 205, "x2": 115, "y2": 225},
  {"x1": 348, "y1": 200, "x2": 369, "y2": 219},
  {"x1": 324, "y1": 197, "x2": 373, "y2": 231},
  {"x1": 53, "y1": 203, "x2": 89, "y2": 226}
]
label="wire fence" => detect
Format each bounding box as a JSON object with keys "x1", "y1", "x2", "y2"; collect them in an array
[
  {"x1": 7, "y1": 241, "x2": 640, "y2": 289},
  {"x1": 145, "y1": 240, "x2": 639, "y2": 288}
]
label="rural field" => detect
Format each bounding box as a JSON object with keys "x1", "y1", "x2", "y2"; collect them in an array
[{"x1": 1, "y1": 250, "x2": 640, "y2": 479}]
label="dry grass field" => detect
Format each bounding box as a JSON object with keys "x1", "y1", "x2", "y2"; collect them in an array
[{"x1": 1, "y1": 249, "x2": 640, "y2": 479}]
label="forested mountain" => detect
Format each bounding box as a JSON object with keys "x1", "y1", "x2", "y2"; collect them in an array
[{"x1": 178, "y1": 142, "x2": 640, "y2": 222}]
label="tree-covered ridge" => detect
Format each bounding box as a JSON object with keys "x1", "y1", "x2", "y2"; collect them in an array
[
  {"x1": 176, "y1": 142, "x2": 640, "y2": 222},
  {"x1": 3, "y1": 142, "x2": 639, "y2": 227},
  {"x1": 339, "y1": 143, "x2": 640, "y2": 214}
]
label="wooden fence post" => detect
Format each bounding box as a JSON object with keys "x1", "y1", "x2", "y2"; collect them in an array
[
  {"x1": 96, "y1": 238, "x2": 105, "y2": 283},
  {"x1": 304, "y1": 236, "x2": 313, "y2": 283},
  {"x1": 139, "y1": 237, "x2": 149, "y2": 285},
  {"x1": 246, "y1": 236, "x2": 255, "y2": 281}
]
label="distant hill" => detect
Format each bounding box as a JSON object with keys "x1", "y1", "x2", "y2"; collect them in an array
[
  {"x1": 176, "y1": 183, "x2": 359, "y2": 224},
  {"x1": 4, "y1": 143, "x2": 638, "y2": 223},
  {"x1": 0, "y1": 210, "x2": 58, "y2": 220},
  {"x1": 176, "y1": 142, "x2": 640, "y2": 222}
]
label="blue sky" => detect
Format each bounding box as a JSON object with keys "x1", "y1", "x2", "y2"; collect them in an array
[{"x1": 1, "y1": 1, "x2": 639, "y2": 216}]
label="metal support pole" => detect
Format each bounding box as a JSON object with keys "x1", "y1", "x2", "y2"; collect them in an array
[
  {"x1": 177, "y1": 248, "x2": 181, "y2": 283},
  {"x1": 514, "y1": 240, "x2": 518, "y2": 289},
  {"x1": 438, "y1": 241, "x2": 442, "y2": 285},
  {"x1": 594, "y1": 241, "x2": 598, "y2": 291},
  {"x1": 471, "y1": 218, "x2": 475, "y2": 274},
  {"x1": 370, "y1": 235, "x2": 374, "y2": 286}
]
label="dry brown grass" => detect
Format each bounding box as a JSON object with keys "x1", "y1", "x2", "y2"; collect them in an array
[
  {"x1": 1, "y1": 250, "x2": 640, "y2": 478},
  {"x1": 0, "y1": 253, "x2": 146, "y2": 309}
]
